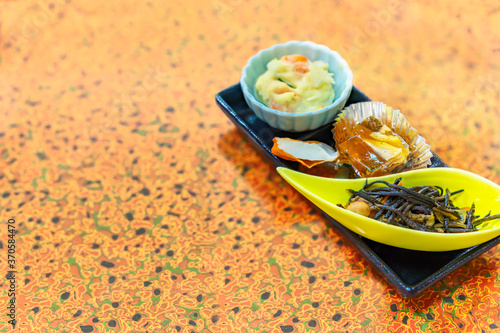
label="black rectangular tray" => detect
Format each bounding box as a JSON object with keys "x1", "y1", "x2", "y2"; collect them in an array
[{"x1": 215, "y1": 83, "x2": 500, "y2": 298}]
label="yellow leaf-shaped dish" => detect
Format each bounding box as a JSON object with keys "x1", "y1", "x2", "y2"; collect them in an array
[{"x1": 277, "y1": 167, "x2": 500, "y2": 251}]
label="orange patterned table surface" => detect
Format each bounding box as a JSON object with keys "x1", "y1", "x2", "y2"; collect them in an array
[{"x1": 0, "y1": 0, "x2": 499, "y2": 332}]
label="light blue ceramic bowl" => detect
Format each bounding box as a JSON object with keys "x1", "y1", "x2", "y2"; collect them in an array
[{"x1": 240, "y1": 41, "x2": 353, "y2": 132}]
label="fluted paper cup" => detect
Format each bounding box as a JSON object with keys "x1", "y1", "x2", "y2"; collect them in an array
[{"x1": 332, "y1": 101, "x2": 433, "y2": 175}]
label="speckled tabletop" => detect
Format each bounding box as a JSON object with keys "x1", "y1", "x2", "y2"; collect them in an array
[{"x1": 0, "y1": 0, "x2": 499, "y2": 332}]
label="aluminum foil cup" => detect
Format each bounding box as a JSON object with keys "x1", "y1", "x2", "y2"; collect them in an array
[{"x1": 332, "y1": 101, "x2": 433, "y2": 175}]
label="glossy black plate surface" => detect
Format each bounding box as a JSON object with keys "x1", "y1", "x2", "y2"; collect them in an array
[{"x1": 215, "y1": 83, "x2": 500, "y2": 298}]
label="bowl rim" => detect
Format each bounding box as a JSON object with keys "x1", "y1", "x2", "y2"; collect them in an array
[{"x1": 240, "y1": 40, "x2": 354, "y2": 118}]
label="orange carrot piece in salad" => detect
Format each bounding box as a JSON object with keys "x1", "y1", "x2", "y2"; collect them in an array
[
  {"x1": 280, "y1": 54, "x2": 310, "y2": 73},
  {"x1": 280, "y1": 54, "x2": 309, "y2": 63}
]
